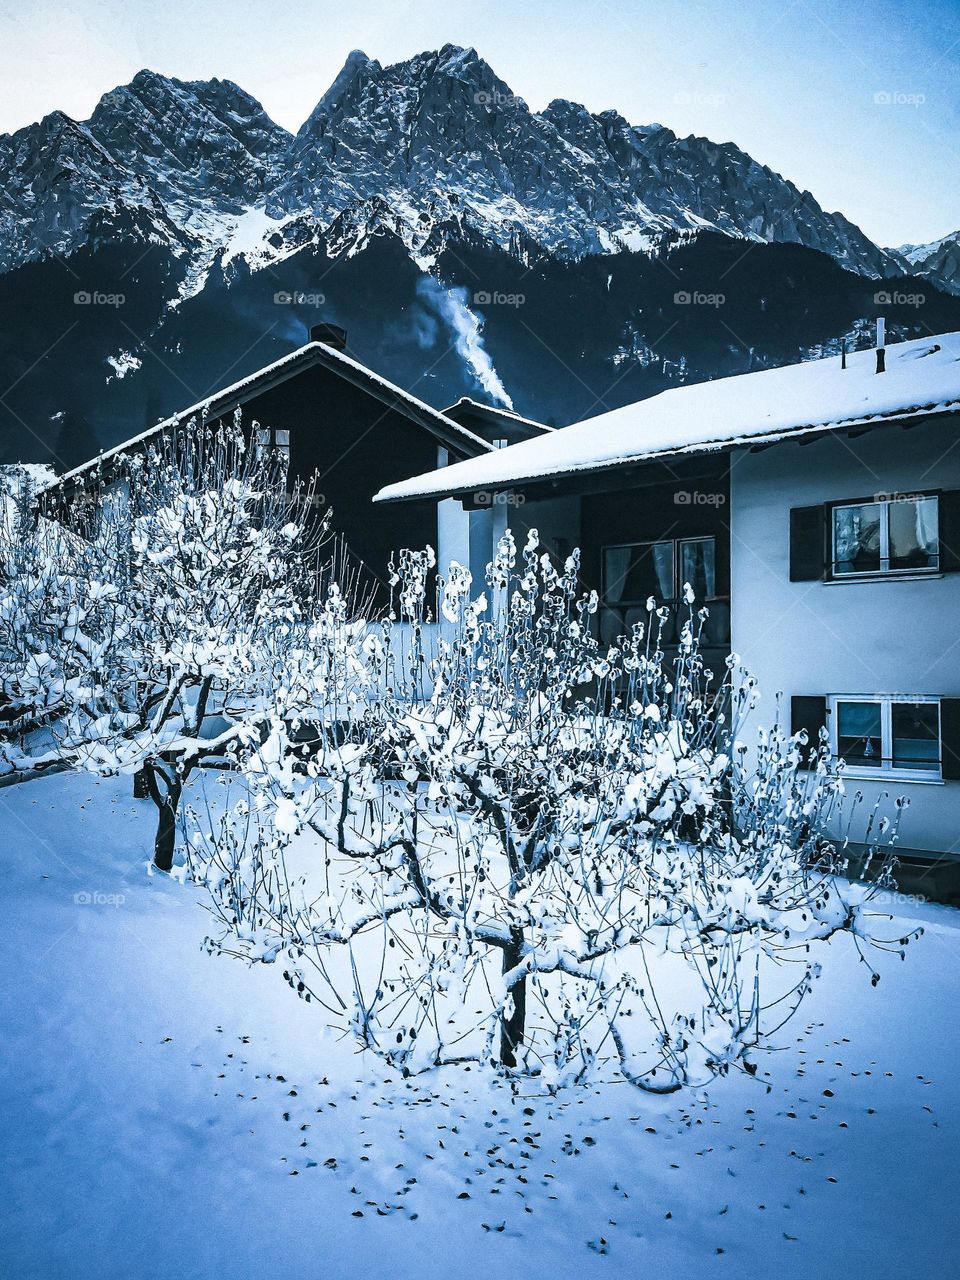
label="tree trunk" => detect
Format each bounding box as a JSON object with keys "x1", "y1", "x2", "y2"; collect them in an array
[
  {"x1": 153, "y1": 785, "x2": 180, "y2": 872},
  {"x1": 499, "y1": 933, "x2": 527, "y2": 1068},
  {"x1": 143, "y1": 759, "x2": 183, "y2": 872}
]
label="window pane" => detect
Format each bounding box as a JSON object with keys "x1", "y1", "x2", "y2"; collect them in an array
[
  {"x1": 603, "y1": 542, "x2": 675, "y2": 605},
  {"x1": 892, "y1": 702, "x2": 940, "y2": 771},
  {"x1": 274, "y1": 429, "x2": 291, "y2": 447},
  {"x1": 833, "y1": 504, "x2": 881, "y2": 574},
  {"x1": 889, "y1": 496, "x2": 938, "y2": 570},
  {"x1": 837, "y1": 700, "x2": 883, "y2": 766},
  {"x1": 255, "y1": 427, "x2": 270, "y2": 446},
  {"x1": 680, "y1": 538, "x2": 716, "y2": 601}
]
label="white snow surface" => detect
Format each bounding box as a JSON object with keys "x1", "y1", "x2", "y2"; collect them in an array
[
  {"x1": 375, "y1": 331, "x2": 960, "y2": 502},
  {"x1": 105, "y1": 350, "x2": 142, "y2": 381},
  {"x1": 2, "y1": 770, "x2": 959, "y2": 1279},
  {"x1": 220, "y1": 205, "x2": 294, "y2": 269}
]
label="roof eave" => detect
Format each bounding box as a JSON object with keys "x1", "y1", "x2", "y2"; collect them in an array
[
  {"x1": 374, "y1": 400, "x2": 960, "y2": 505},
  {"x1": 440, "y1": 396, "x2": 555, "y2": 434}
]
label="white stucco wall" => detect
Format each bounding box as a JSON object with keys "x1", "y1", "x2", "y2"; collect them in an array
[
  {"x1": 730, "y1": 417, "x2": 960, "y2": 859},
  {"x1": 437, "y1": 496, "x2": 471, "y2": 571},
  {"x1": 438, "y1": 492, "x2": 582, "y2": 598}
]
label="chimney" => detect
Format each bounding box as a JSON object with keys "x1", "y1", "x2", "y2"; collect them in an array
[
  {"x1": 310, "y1": 323, "x2": 347, "y2": 351},
  {"x1": 841, "y1": 340, "x2": 847, "y2": 370},
  {"x1": 875, "y1": 316, "x2": 885, "y2": 374}
]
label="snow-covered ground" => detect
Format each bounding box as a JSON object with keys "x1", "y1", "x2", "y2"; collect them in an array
[{"x1": 1, "y1": 772, "x2": 958, "y2": 1280}]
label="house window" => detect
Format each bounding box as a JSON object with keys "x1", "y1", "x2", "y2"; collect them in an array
[
  {"x1": 830, "y1": 695, "x2": 941, "y2": 778},
  {"x1": 255, "y1": 426, "x2": 291, "y2": 459},
  {"x1": 602, "y1": 536, "x2": 716, "y2": 606},
  {"x1": 831, "y1": 495, "x2": 939, "y2": 577},
  {"x1": 680, "y1": 537, "x2": 716, "y2": 600},
  {"x1": 604, "y1": 540, "x2": 675, "y2": 606},
  {"x1": 99, "y1": 476, "x2": 130, "y2": 528}
]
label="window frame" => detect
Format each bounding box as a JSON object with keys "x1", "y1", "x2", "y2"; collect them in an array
[
  {"x1": 828, "y1": 693, "x2": 943, "y2": 782},
  {"x1": 255, "y1": 425, "x2": 291, "y2": 458},
  {"x1": 828, "y1": 491, "x2": 940, "y2": 580},
  {"x1": 601, "y1": 534, "x2": 718, "y2": 607},
  {"x1": 678, "y1": 535, "x2": 717, "y2": 600}
]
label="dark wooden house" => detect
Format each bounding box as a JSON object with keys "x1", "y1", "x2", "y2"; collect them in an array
[{"x1": 39, "y1": 326, "x2": 505, "y2": 602}]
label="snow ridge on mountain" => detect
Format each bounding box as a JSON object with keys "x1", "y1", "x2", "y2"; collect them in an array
[
  {"x1": 0, "y1": 44, "x2": 908, "y2": 282},
  {"x1": 895, "y1": 230, "x2": 960, "y2": 296}
]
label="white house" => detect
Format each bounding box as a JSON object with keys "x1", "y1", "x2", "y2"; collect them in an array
[{"x1": 375, "y1": 330, "x2": 960, "y2": 898}]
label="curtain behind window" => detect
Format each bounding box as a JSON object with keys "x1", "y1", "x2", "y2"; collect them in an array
[
  {"x1": 603, "y1": 546, "x2": 632, "y2": 604},
  {"x1": 651, "y1": 542, "x2": 674, "y2": 599}
]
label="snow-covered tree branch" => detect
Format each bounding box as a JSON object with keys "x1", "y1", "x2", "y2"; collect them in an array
[
  {"x1": 0, "y1": 416, "x2": 339, "y2": 869},
  {"x1": 185, "y1": 530, "x2": 918, "y2": 1094}
]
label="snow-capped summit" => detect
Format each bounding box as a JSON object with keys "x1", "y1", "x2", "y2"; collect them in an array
[
  {"x1": 894, "y1": 230, "x2": 960, "y2": 296},
  {"x1": 268, "y1": 45, "x2": 897, "y2": 269},
  {"x1": 86, "y1": 70, "x2": 291, "y2": 216},
  {"x1": 0, "y1": 71, "x2": 292, "y2": 273},
  {"x1": 0, "y1": 45, "x2": 909, "y2": 278},
  {"x1": 0, "y1": 108, "x2": 178, "y2": 273}
]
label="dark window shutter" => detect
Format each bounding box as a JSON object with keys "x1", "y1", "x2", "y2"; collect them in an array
[
  {"x1": 939, "y1": 490, "x2": 960, "y2": 573},
  {"x1": 791, "y1": 695, "x2": 827, "y2": 766},
  {"x1": 790, "y1": 505, "x2": 826, "y2": 581},
  {"x1": 940, "y1": 698, "x2": 960, "y2": 779}
]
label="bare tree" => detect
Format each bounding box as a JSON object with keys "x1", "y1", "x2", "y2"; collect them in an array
[{"x1": 186, "y1": 531, "x2": 918, "y2": 1093}]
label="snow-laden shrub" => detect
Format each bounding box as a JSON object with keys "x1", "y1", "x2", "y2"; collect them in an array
[
  {"x1": 0, "y1": 417, "x2": 337, "y2": 866},
  {"x1": 0, "y1": 479, "x2": 124, "y2": 751},
  {"x1": 186, "y1": 531, "x2": 916, "y2": 1094}
]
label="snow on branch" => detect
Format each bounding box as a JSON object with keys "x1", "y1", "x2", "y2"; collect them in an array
[{"x1": 182, "y1": 529, "x2": 917, "y2": 1094}]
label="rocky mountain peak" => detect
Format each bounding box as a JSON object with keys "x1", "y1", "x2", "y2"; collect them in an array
[
  {"x1": 896, "y1": 229, "x2": 960, "y2": 296},
  {"x1": 0, "y1": 45, "x2": 927, "y2": 285},
  {"x1": 87, "y1": 70, "x2": 289, "y2": 213}
]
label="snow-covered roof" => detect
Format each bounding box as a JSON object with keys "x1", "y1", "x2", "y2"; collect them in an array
[
  {"x1": 375, "y1": 332, "x2": 960, "y2": 503},
  {"x1": 41, "y1": 341, "x2": 493, "y2": 495},
  {"x1": 441, "y1": 396, "x2": 555, "y2": 434}
]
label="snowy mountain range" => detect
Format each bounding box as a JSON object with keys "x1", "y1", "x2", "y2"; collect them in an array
[
  {"x1": 0, "y1": 45, "x2": 915, "y2": 280},
  {"x1": 1, "y1": 44, "x2": 958, "y2": 466}
]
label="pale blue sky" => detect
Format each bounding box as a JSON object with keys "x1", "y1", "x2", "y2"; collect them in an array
[{"x1": 1, "y1": 0, "x2": 957, "y2": 247}]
